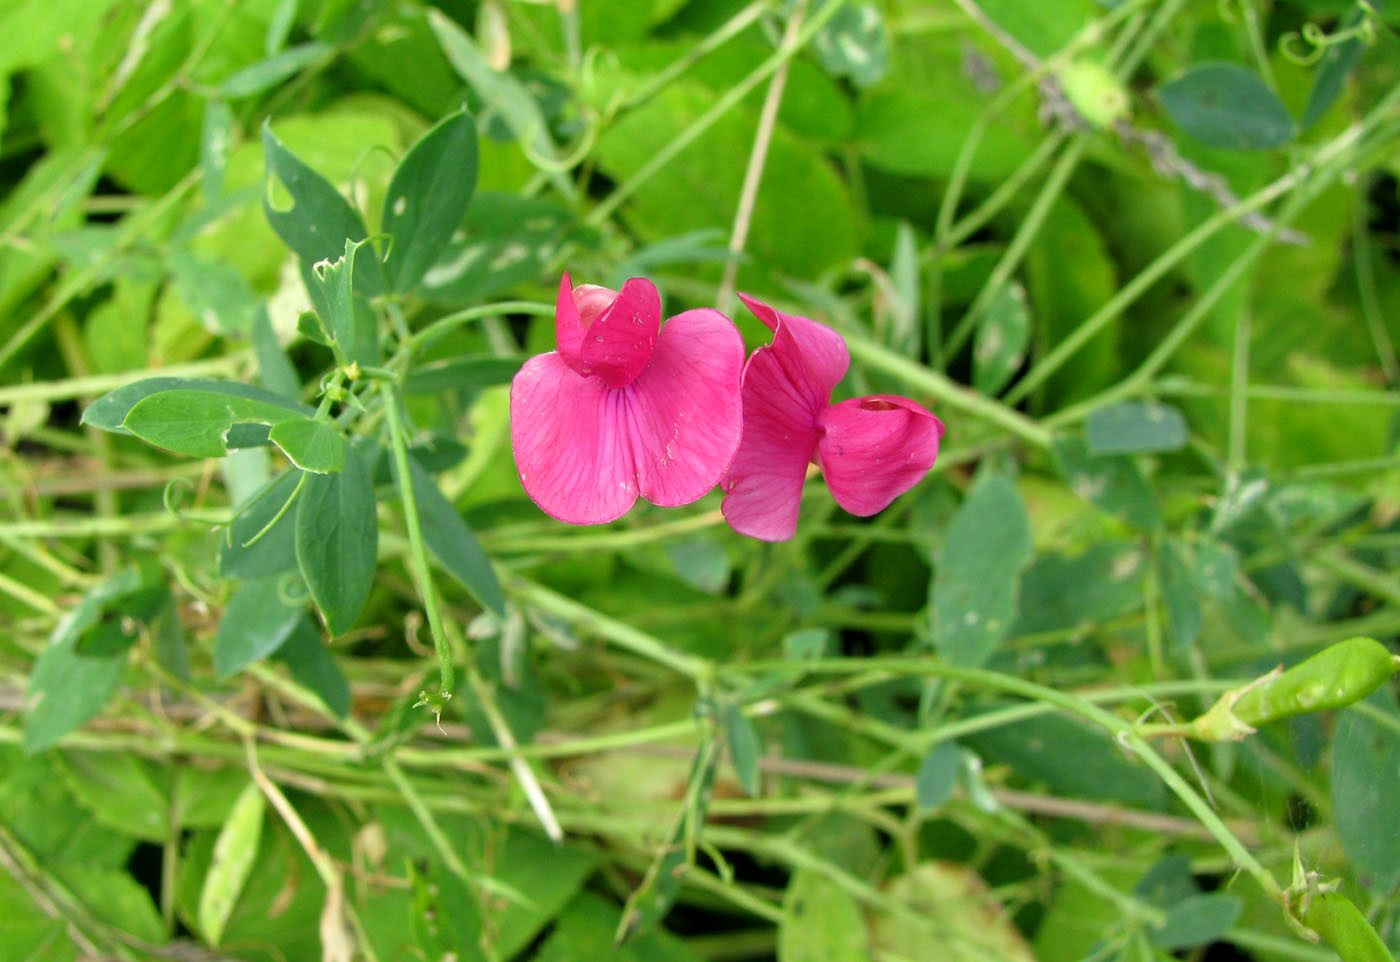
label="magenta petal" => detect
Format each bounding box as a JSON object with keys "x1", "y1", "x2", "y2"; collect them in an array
[
  {"x1": 625, "y1": 308, "x2": 745, "y2": 507},
  {"x1": 578, "y1": 276, "x2": 660, "y2": 388},
  {"x1": 510, "y1": 353, "x2": 639, "y2": 524},
  {"x1": 555, "y1": 272, "x2": 586, "y2": 373},
  {"x1": 816, "y1": 395, "x2": 945, "y2": 517},
  {"x1": 737, "y1": 293, "x2": 849, "y2": 410},
  {"x1": 720, "y1": 343, "x2": 824, "y2": 542}
]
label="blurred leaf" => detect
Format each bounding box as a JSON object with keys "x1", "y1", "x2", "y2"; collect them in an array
[
  {"x1": 200, "y1": 98, "x2": 234, "y2": 202},
  {"x1": 395, "y1": 453, "x2": 506, "y2": 619},
  {"x1": 296, "y1": 445, "x2": 378, "y2": 636},
  {"x1": 212, "y1": 576, "x2": 308, "y2": 678},
  {"x1": 24, "y1": 569, "x2": 149, "y2": 753},
  {"x1": 619, "y1": 733, "x2": 720, "y2": 940},
  {"x1": 1157, "y1": 62, "x2": 1294, "y2": 151},
  {"x1": 176, "y1": 766, "x2": 256, "y2": 830},
  {"x1": 963, "y1": 711, "x2": 1167, "y2": 809},
  {"x1": 778, "y1": 868, "x2": 872, "y2": 962},
  {"x1": 403, "y1": 355, "x2": 526, "y2": 395},
  {"x1": 262, "y1": 122, "x2": 383, "y2": 294},
  {"x1": 199, "y1": 780, "x2": 265, "y2": 946},
  {"x1": 56, "y1": 864, "x2": 164, "y2": 944},
  {"x1": 268, "y1": 419, "x2": 346, "y2": 474},
  {"x1": 273, "y1": 619, "x2": 350, "y2": 718},
  {"x1": 83, "y1": 377, "x2": 310, "y2": 435},
  {"x1": 408, "y1": 861, "x2": 488, "y2": 962},
  {"x1": 915, "y1": 741, "x2": 961, "y2": 811},
  {"x1": 723, "y1": 704, "x2": 761, "y2": 796},
  {"x1": 1085, "y1": 401, "x2": 1189, "y2": 454},
  {"x1": 382, "y1": 109, "x2": 478, "y2": 293},
  {"x1": 887, "y1": 220, "x2": 920, "y2": 356},
  {"x1": 1053, "y1": 438, "x2": 1161, "y2": 531},
  {"x1": 1011, "y1": 543, "x2": 1144, "y2": 636},
  {"x1": 932, "y1": 473, "x2": 1034, "y2": 667},
  {"x1": 871, "y1": 862, "x2": 1036, "y2": 961},
  {"x1": 123, "y1": 389, "x2": 312, "y2": 459},
  {"x1": 784, "y1": 628, "x2": 831, "y2": 660},
  {"x1": 973, "y1": 280, "x2": 1031, "y2": 396},
  {"x1": 664, "y1": 539, "x2": 731, "y2": 595},
  {"x1": 220, "y1": 42, "x2": 327, "y2": 99},
  {"x1": 1332, "y1": 689, "x2": 1400, "y2": 891},
  {"x1": 418, "y1": 192, "x2": 579, "y2": 304},
  {"x1": 1193, "y1": 540, "x2": 1238, "y2": 600},
  {"x1": 812, "y1": 2, "x2": 888, "y2": 88},
  {"x1": 492, "y1": 827, "x2": 597, "y2": 957},
  {"x1": 1150, "y1": 894, "x2": 1242, "y2": 949},
  {"x1": 50, "y1": 751, "x2": 170, "y2": 842},
  {"x1": 1157, "y1": 541, "x2": 1202, "y2": 652},
  {"x1": 252, "y1": 309, "x2": 301, "y2": 399},
  {"x1": 221, "y1": 470, "x2": 303, "y2": 580},
  {"x1": 1302, "y1": 5, "x2": 1368, "y2": 129},
  {"x1": 974, "y1": 0, "x2": 1098, "y2": 58}
]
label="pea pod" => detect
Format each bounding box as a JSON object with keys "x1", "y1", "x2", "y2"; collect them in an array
[
  {"x1": 1303, "y1": 891, "x2": 1395, "y2": 962},
  {"x1": 1189, "y1": 637, "x2": 1399, "y2": 742}
]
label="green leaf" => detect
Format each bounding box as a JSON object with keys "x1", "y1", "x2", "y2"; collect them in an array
[
  {"x1": 1053, "y1": 437, "x2": 1162, "y2": 531},
  {"x1": 1156, "y1": 541, "x2": 1201, "y2": 653},
  {"x1": 783, "y1": 628, "x2": 831, "y2": 660},
  {"x1": 56, "y1": 864, "x2": 164, "y2": 944},
  {"x1": 778, "y1": 869, "x2": 873, "y2": 962},
  {"x1": 23, "y1": 569, "x2": 152, "y2": 753},
  {"x1": 1302, "y1": 3, "x2": 1374, "y2": 129},
  {"x1": 1332, "y1": 689, "x2": 1400, "y2": 891},
  {"x1": 417, "y1": 192, "x2": 580, "y2": 305},
  {"x1": 220, "y1": 42, "x2": 328, "y2": 99},
  {"x1": 1085, "y1": 401, "x2": 1188, "y2": 454},
  {"x1": 262, "y1": 122, "x2": 383, "y2": 294},
  {"x1": 168, "y1": 250, "x2": 260, "y2": 336},
  {"x1": 382, "y1": 109, "x2": 478, "y2": 293},
  {"x1": 221, "y1": 470, "x2": 303, "y2": 580},
  {"x1": 200, "y1": 98, "x2": 234, "y2": 202},
  {"x1": 50, "y1": 750, "x2": 171, "y2": 842},
  {"x1": 402, "y1": 355, "x2": 526, "y2": 395},
  {"x1": 618, "y1": 734, "x2": 720, "y2": 940},
  {"x1": 915, "y1": 741, "x2": 961, "y2": 811},
  {"x1": 252, "y1": 308, "x2": 302, "y2": 400},
  {"x1": 932, "y1": 473, "x2": 1033, "y2": 668},
  {"x1": 83, "y1": 377, "x2": 310, "y2": 435},
  {"x1": 199, "y1": 780, "x2": 265, "y2": 947},
  {"x1": 268, "y1": 418, "x2": 346, "y2": 474},
  {"x1": 212, "y1": 576, "x2": 309, "y2": 678},
  {"x1": 973, "y1": 281, "x2": 1031, "y2": 396},
  {"x1": 887, "y1": 220, "x2": 920, "y2": 356},
  {"x1": 1150, "y1": 894, "x2": 1242, "y2": 949},
  {"x1": 398, "y1": 453, "x2": 505, "y2": 619},
  {"x1": 492, "y1": 828, "x2": 596, "y2": 957},
  {"x1": 723, "y1": 704, "x2": 760, "y2": 797},
  {"x1": 123, "y1": 389, "x2": 314, "y2": 459},
  {"x1": 1157, "y1": 62, "x2": 1294, "y2": 151},
  {"x1": 273, "y1": 617, "x2": 351, "y2": 718},
  {"x1": 304, "y1": 238, "x2": 377, "y2": 365},
  {"x1": 296, "y1": 445, "x2": 378, "y2": 636},
  {"x1": 812, "y1": 2, "x2": 888, "y2": 88}
]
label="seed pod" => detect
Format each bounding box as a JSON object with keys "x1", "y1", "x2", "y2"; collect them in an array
[
  {"x1": 1303, "y1": 891, "x2": 1394, "y2": 962},
  {"x1": 1190, "y1": 637, "x2": 1399, "y2": 741}
]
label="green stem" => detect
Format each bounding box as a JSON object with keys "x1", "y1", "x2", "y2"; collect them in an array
[
  {"x1": 399, "y1": 301, "x2": 553, "y2": 362},
  {"x1": 379, "y1": 382, "x2": 455, "y2": 697}
]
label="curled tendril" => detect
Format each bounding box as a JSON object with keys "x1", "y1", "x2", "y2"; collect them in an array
[
  {"x1": 276, "y1": 571, "x2": 310, "y2": 607},
  {"x1": 163, "y1": 478, "x2": 223, "y2": 528},
  {"x1": 580, "y1": 46, "x2": 628, "y2": 120},
  {"x1": 1281, "y1": 7, "x2": 1379, "y2": 65},
  {"x1": 518, "y1": 118, "x2": 597, "y2": 173}
]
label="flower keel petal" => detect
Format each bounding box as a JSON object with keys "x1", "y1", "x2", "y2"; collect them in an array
[
  {"x1": 510, "y1": 353, "x2": 638, "y2": 524},
  {"x1": 627, "y1": 308, "x2": 745, "y2": 507},
  {"x1": 816, "y1": 395, "x2": 944, "y2": 517}
]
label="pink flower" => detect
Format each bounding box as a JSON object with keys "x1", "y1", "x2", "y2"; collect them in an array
[
  {"x1": 720, "y1": 294, "x2": 945, "y2": 542},
  {"x1": 511, "y1": 273, "x2": 746, "y2": 524}
]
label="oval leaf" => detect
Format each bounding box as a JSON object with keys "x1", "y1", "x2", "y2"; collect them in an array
[
  {"x1": 221, "y1": 470, "x2": 303, "y2": 580},
  {"x1": 1085, "y1": 400, "x2": 1188, "y2": 454},
  {"x1": 83, "y1": 377, "x2": 310, "y2": 435},
  {"x1": 269, "y1": 418, "x2": 346, "y2": 474},
  {"x1": 1157, "y1": 62, "x2": 1294, "y2": 151},
  {"x1": 213, "y1": 576, "x2": 309, "y2": 678},
  {"x1": 273, "y1": 617, "x2": 351, "y2": 718},
  {"x1": 262, "y1": 122, "x2": 383, "y2": 294},
  {"x1": 198, "y1": 780, "x2": 266, "y2": 946},
  {"x1": 123, "y1": 390, "x2": 314, "y2": 459},
  {"x1": 296, "y1": 445, "x2": 378, "y2": 636},
  {"x1": 382, "y1": 109, "x2": 478, "y2": 293}
]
